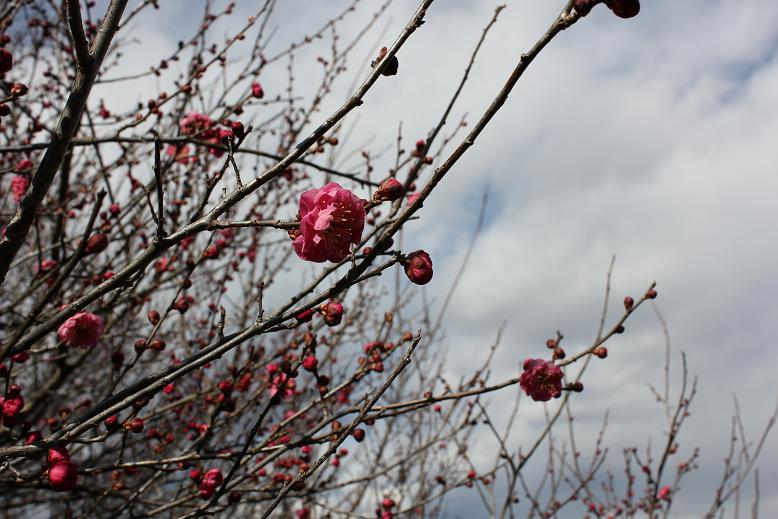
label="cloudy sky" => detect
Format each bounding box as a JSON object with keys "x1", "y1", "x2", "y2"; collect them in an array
[{"x1": 92, "y1": 0, "x2": 778, "y2": 516}]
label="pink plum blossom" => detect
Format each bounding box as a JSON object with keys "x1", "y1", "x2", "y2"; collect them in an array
[
  {"x1": 293, "y1": 182, "x2": 365, "y2": 263},
  {"x1": 519, "y1": 359, "x2": 563, "y2": 402},
  {"x1": 57, "y1": 312, "x2": 104, "y2": 348},
  {"x1": 10, "y1": 175, "x2": 29, "y2": 203}
]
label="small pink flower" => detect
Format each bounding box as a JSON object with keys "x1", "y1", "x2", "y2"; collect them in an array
[
  {"x1": 57, "y1": 312, "x2": 104, "y2": 348},
  {"x1": 402, "y1": 250, "x2": 433, "y2": 285},
  {"x1": 1, "y1": 394, "x2": 23, "y2": 417},
  {"x1": 10, "y1": 175, "x2": 29, "y2": 203},
  {"x1": 519, "y1": 359, "x2": 563, "y2": 402},
  {"x1": 658, "y1": 486, "x2": 672, "y2": 501},
  {"x1": 406, "y1": 192, "x2": 420, "y2": 206},
  {"x1": 293, "y1": 182, "x2": 365, "y2": 263},
  {"x1": 48, "y1": 461, "x2": 78, "y2": 491}
]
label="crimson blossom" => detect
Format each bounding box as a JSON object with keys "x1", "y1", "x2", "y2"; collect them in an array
[
  {"x1": 198, "y1": 468, "x2": 224, "y2": 498},
  {"x1": 56, "y1": 312, "x2": 104, "y2": 348},
  {"x1": 293, "y1": 182, "x2": 365, "y2": 263},
  {"x1": 519, "y1": 358, "x2": 564, "y2": 402}
]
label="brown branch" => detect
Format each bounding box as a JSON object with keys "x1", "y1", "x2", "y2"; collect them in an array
[{"x1": 65, "y1": 0, "x2": 91, "y2": 69}]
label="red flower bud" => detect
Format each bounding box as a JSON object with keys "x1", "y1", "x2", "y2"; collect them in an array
[
  {"x1": 148, "y1": 339, "x2": 166, "y2": 351},
  {"x1": 124, "y1": 418, "x2": 144, "y2": 433},
  {"x1": 371, "y1": 47, "x2": 398, "y2": 76},
  {"x1": 251, "y1": 82, "x2": 264, "y2": 99},
  {"x1": 402, "y1": 250, "x2": 433, "y2": 285},
  {"x1": 320, "y1": 301, "x2": 343, "y2": 326},
  {"x1": 83, "y1": 233, "x2": 108, "y2": 255},
  {"x1": 173, "y1": 297, "x2": 190, "y2": 314},
  {"x1": 352, "y1": 428, "x2": 365, "y2": 442},
  {"x1": 10, "y1": 83, "x2": 28, "y2": 97},
  {"x1": 218, "y1": 380, "x2": 233, "y2": 395},
  {"x1": 48, "y1": 461, "x2": 78, "y2": 491},
  {"x1": 47, "y1": 446, "x2": 70, "y2": 465},
  {"x1": 624, "y1": 296, "x2": 634, "y2": 311},
  {"x1": 373, "y1": 178, "x2": 404, "y2": 203},
  {"x1": 0, "y1": 48, "x2": 13, "y2": 73},
  {"x1": 104, "y1": 415, "x2": 119, "y2": 431},
  {"x1": 572, "y1": 0, "x2": 603, "y2": 16},
  {"x1": 605, "y1": 0, "x2": 640, "y2": 18},
  {"x1": 134, "y1": 339, "x2": 147, "y2": 354},
  {"x1": 295, "y1": 308, "x2": 314, "y2": 323},
  {"x1": 302, "y1": 356, "x2": 318, "y2": 372}
]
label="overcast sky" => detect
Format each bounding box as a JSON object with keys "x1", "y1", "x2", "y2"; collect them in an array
[{"x1": 92, "y1": 0, "x2": 778, "y2": 516}]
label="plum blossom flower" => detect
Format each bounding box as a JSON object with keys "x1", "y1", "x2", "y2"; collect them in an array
[
  {"x1": 57, "y1": 312, "x2": 104, "y2": 348},
  {"x1": 10, "y1": 175, "x2": 29, "y2": 203},
  {"x1": 293, "y1": 182, "x2": 365, "y2": 263},
  {"x1": 519, "y1": 359, "x2": 563, "y2": 402},
  {"x1": 1, "y1": 394, "x2": 23, "y2": 417},
  {"x1": 179, "y1": 112, "x2": 215, "y2": 138}
]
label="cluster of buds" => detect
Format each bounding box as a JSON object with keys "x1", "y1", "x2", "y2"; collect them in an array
[{"x1": 192, "y1": 467, "x2": 223, "y2": 498}]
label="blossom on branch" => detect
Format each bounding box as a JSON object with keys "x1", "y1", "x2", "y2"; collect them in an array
[
  {"x1": 401, "y1": 250, "x2": 433, "y2": 285},
  {"x1": 519, "y1": 359, "x2": 563, "y2": 402},
  {"x1": 57, "y1": 312, "x2": 104, "y2": 348},
  {"x1": 293, "y1": 182, "x2": 365, "y2": 263}
]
